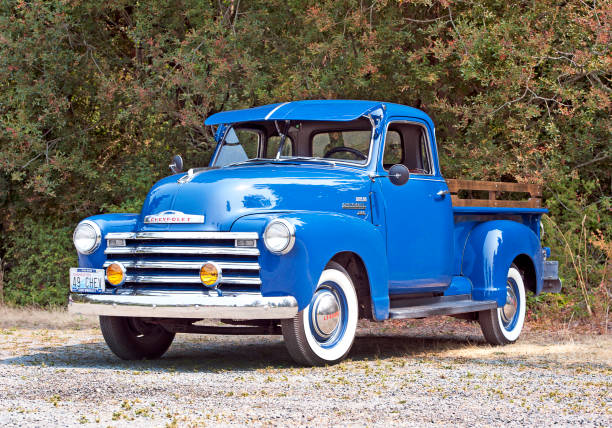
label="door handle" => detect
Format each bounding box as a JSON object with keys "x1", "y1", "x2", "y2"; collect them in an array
[{"x1": 436, "y1": 189, "x2": 450, "y2": 197}]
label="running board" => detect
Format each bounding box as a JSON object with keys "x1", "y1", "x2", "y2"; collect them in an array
[{"x1": 389, "y1": 298, "x2": 497, "y2": 319}]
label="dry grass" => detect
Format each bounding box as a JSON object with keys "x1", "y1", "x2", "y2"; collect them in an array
[
  {"x1": 440, "y1": 334, "x2": 612, "y2": 366},
  {"x1": 358, "y1": 317, "x2": 612, "y2": 367},
  {"x1": 0, "y1": 305, "x2": 97, "y2": 330}
]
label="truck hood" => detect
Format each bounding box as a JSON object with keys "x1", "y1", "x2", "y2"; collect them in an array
[{"x1": 139, "y1": 164, "x2": 372, "y2": 231}]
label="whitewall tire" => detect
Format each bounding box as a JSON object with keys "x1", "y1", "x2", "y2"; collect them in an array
[
  {"x1": 281, "y1": 261, "x2": 358, "y2": 366},
  {"x1": 479, "y1": 265, "x2": 527, "y2": 345}
]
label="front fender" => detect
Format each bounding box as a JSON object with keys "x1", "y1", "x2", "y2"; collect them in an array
[
  {"x1": 231, "y1": 212, "x2": 389, "y2": 320},
  {"x1": 76, "y1": 214, "x2": 140, "y2": 268},
  {"x1": 461, "y1": 220, "x2": 542, "y2": 306}
]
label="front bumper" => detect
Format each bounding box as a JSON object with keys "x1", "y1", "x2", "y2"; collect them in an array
[{"x1": 68, "y1": 290, "x2": 298, "y2": 320}]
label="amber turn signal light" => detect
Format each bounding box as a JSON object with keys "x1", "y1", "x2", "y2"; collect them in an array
[
  {"x1": 106, "y1": 262, "x2": 126, "y2": 286},
  {"x1": 200, "y1": 262, "x2": 221, "y2": 287}
]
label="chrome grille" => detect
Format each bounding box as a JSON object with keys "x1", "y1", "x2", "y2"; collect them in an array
[{"x1": 104, "y1": 231, "x2": 260, "y2": 291}]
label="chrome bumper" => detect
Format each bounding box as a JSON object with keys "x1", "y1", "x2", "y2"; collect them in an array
[{"x1": 68, "y1": 290, "x2": 299, "y2": 320}]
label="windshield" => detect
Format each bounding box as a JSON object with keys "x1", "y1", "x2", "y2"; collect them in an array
[{"x1": 211, "y1": 118, "x2": 373, "y2": 167}]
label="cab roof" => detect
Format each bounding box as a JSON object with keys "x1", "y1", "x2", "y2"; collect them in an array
[{"x1": 204, "y1": 100, "x2": 433, "y2": 126}]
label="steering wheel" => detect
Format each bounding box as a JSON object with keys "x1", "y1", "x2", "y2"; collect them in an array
[{"x1": 323, "y1": 146, "x2": 367, "y2": 160}]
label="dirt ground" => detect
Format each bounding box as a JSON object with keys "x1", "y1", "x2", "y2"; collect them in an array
[{"x1": 0, "y1": 308, "x2": 610, "y2": 427}]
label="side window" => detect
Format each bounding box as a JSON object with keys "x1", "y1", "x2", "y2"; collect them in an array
[
  {"x1": 419, "y1": 130, "x2": 431, "y2": 174},
  {"x1": 235, "y1": 129, "x2": 261, "y2": 158},
  {"x1": 266, "y1": 136, "x2": 293, "y2": 157},
  {"x1": 214, "y1": 128, "x2": 261, "y2": 166},
  {"x1": 382, "y1": 124, "x2": 432, "y2": 174},
  {"x1": 382, "y1": 130, "x2": 402, "y2": 168}
]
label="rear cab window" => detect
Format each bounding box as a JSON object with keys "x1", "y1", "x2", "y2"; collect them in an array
[
  {"x1": 311, "y1": 130, "x2": 372, "y2": 164},
  {"x1": 267, "y1": 135, "x2": 293, "y2": 157}
]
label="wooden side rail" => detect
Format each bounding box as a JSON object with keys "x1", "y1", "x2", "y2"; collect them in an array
[{"x1": 446, "y1": 179, "x2": 542, "y2": 208}]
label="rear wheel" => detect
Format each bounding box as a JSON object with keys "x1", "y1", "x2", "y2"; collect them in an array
[
  {"x1": 99, "y1": 316, "x2": 175, "y2": 360},
  {"x1": 479, "y1": 264, "x2": 526, "y2": 345},
  {"x1": 281, "y1": 262, "x2": 358, "y2": 366}
]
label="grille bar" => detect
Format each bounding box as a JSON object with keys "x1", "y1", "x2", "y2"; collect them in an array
[
  {"x1": 104, "y1": 260, "x2": 260, "y2": 271},
  {"x1": 102, "y1": 231, "x2": 261, "y2": 290},
  {"x1": 105, "y1": 246, "x2": 260, "y2": 256},
  {"x1": 106, "y1": 231, "x2": 258, "y2": 240},
  {"x1": 124, "y1": 275, "x2": 262, "y2": 286}
]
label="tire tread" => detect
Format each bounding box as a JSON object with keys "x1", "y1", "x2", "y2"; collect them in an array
[{"x1": 99, "y1": 316, "x2": 175, "y2": 360}]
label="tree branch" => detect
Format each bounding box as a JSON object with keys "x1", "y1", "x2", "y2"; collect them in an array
[
  {"x1": 404, "y1": 15, "x2": 449, "y2": 23},
  {"x1": 448, "y1": 6, "x2": 468, "y2": 57},
  {"x1": 576, "y1": 154, "x2": 611, "y2": 169},
  {"x1": 491, "y1": 85, "x2": 529, "y2": 114}
]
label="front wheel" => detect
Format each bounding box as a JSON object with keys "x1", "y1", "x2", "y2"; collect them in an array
[
  {"x1": 479, "y1": 264, "x2": 527, "y2": 345},
  {"x1": 99, "y1": 316, "x2": 175, "y2": 360},
  {"x1": 281, "y1": 262, "x2": 358, "y2": 366}
]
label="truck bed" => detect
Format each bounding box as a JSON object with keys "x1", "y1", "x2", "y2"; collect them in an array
[{"x1": 446, "y1": 179, "x2": 546, "y2": 214}]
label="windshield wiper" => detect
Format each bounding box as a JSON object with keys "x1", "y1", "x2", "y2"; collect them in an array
[{"x1": 275, "y1": 120, "x2": 290, "y2": 160}]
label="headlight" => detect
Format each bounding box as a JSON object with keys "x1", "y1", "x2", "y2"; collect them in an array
[
  {"x1": 263, "y1": 219, "x2": 295, "y2": 255},
  {"x1": 73, "y1": 220, "x2": 102, "y2": 254}
]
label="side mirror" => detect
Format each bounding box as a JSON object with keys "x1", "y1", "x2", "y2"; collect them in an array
[
  {"x1": 169, "y1": 155, "x2": 183, "y2": 174},
  {"x1": 388, "y1": 164, "x2": 410, "y2": 186}
]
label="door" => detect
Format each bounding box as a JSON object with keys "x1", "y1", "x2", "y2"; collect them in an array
[{"x1": 379, "y1": 121, "x2": 454, "y2": 294}]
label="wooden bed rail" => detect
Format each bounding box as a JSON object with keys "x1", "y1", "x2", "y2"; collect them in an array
[{"x1": 446, "y1": 179, "x2": 542, "y2": 208}]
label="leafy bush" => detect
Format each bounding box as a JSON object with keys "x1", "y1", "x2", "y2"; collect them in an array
[{"x1": 1, "y1": 219, "x2": 76, "y2": 306}]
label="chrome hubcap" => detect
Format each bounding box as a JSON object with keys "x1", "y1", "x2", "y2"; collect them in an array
[
  {"x1": 501, "y1": 279, "x2": 518, "y2": 326},
  {"x1": 312, "y1": 289, "x2": 341, "y2": 338}
]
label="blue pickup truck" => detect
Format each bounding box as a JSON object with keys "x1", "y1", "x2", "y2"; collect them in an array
[{"x1": 69, "y1": 100, "x2": 561, "y2": 366}]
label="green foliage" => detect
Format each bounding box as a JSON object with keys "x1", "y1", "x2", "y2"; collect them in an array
[
  {"x1": 0, "y1": 0, "x2": 609, "y2": 317},
  {"x1": 1, "y1": 218, "x2": 76, "y2": 306}
]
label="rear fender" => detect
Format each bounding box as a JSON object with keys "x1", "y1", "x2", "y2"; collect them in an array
[
  {"x1": 231, "y1": 212, "x2": 389, "y2": 320},
  {"x1": 461, "y1": 220, "x2": 542, "y2": 306}
]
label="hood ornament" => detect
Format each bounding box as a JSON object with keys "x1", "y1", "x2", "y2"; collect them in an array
[
  {"x1": 178, "y1": 168, "x2": 195, "y2": 184},
  {"x1": 144, "y1": 210, "x2": 205, "y2": 224},
  {"x1": 177, "y1": 167, "x2": 212, "y2": 184}
]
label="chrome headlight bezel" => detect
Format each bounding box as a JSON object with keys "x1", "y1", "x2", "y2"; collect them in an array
[
  {"x1": 73, "y1": 220, "x2": 102, "y2": 255},
  {"x1": 263, "y1": 219, "x2": 295, "y2": 255}
]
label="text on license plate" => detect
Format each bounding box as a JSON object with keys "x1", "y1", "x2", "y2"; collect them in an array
[{"x1": 70, "y1": 268, "x2": 105, "y2": 293}]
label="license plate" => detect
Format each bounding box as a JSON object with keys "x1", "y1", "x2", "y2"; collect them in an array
[{"x1": 70, "y1": 268, "x2": 105, "y2": 293}]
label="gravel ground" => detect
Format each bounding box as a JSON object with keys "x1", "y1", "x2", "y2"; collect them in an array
[{"x1": 0, "y1": 316, "x2": 610, "y2": 427}]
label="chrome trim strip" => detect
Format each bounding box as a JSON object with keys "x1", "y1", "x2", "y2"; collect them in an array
[
  {"x1": 103, "y1": 260, "x2": 260, "y2": 271},
  {"x1": 68, "y1": 291, "x2": 298, "y2": 320},
  {"x1": 410, "y1": 177, "x2": 446, "y2": 182},
  {"x1": 104, "y1": 246, "x2": 260, "y2": 256},
  {"x1": 105, "y1": 232, "x2": 259, "y2": 240},
  {"x1": 264, "y1": 101, "x2": 291, "y2": 120},
  {"x1": 124, "y1": 274, "x2": 262, "y2": 285}
]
